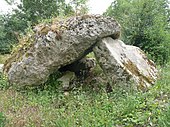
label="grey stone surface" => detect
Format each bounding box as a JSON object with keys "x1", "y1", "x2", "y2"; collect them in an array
[
  {"x1": 58, "y1": 71, "x2": 76, "y2": 91},
  {"x1": 93, "y1": 37, "x2": 158, "y2": 90},
  {"x1": 0, "y1": 64, "x2": 4, "y2": 73},
  {"x1": 4, "y1": 15, "x2": 121, "y2": 86}
]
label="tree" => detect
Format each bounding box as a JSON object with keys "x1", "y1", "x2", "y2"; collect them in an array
[
  {"x1": 0, "y1": 0, "x2": 78, "y2": 53},
  {"x1": 105, "y1": 0, "x2": 170, "y2": 65},
  {"x1": 0, "y1": 0, "x2": 89, "y2": 54},
  {"x1": 0, "y1": 10, "x2": 30, "y2": 54},
  {"x1": 69, "y1": 0, "x2": 89, "y2": 15},
  {"x1": 0, "y1": 15, "x2": 11, "y2": 54}
]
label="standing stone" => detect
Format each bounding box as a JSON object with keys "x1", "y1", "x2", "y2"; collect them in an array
[{"x1": 93, "y1": 37, "x2": 158, "y2": 90}]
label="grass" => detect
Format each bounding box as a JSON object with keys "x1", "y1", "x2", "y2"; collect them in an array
[
  {"x1": 0, "y1": 55, "x2": 169, "y2": 126},
  {"x1": 0, "y1": 112, "x2": 6, "y2": 127}
]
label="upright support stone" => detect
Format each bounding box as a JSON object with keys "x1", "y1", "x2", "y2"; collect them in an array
[{"x1": 93, "y1": 37, "x2": 158, "y2": 90}]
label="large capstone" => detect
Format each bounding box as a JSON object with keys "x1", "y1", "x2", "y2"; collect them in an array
[
  {"x1": 93, "y1": 37, "x2": 158, "y2": 90},
  {"x1": 4, "y1": 15, "x2": 121, "y2": 86}
]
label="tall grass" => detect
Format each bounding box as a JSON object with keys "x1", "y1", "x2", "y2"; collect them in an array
[{"x1": 0, "y1": 60, "x2": 169, "y2": 126}]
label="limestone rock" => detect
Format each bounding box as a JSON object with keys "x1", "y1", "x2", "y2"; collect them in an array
[
  {"x1": 58, "y1": 71, "x2": 76, "y2": 91},
  {"x1": 4, "y1": 15, "x2": 121, "y2": 86},
  {"x1": 0, "y1": 64, "x2": 4, "y2": 73},
  {"x1": 93, "y1": 37, "x2": 158, "y2": 90}
]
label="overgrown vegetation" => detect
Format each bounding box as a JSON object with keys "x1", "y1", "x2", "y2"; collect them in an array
[
  {"x1": 0, "y1": 0, "x2": 88, "y2": 54},
  {"x1": 0, "y1": 55, "x2": 170, "y2": 126},
  {"x1": 0, "y1": 0, "x2": 170, "y2": 126},
  {"x1": 0, "y1": 112, "x2": 6, "y2": 127},
  {"x1": 105, "y1": 0, "x2": 170, "y2": 65}
]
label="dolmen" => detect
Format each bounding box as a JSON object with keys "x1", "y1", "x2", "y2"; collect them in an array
[{"x1": 3, "y1": 15, "x2": 158, "y2": 90}]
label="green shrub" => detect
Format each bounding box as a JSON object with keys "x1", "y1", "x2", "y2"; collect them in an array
[{"x1": 105, "y1": 0, "x2": 170, "y2": 65}]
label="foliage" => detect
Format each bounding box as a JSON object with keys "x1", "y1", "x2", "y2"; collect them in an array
[
  {"x1": 0, "y1": 0, "x2": 89, "y2": 54},
  {"x1": 0, "y1": 0, "x2": 73, "y2": 54},
  {"x1": 0, "y1": 60, "x2": 169, "y2": 126},
  {"x1": 18, "y1": 0, "x2": 75, "y2": 22},
  {"x1": 0, "y1": 12, "x2": 29, "y2": 54},
  {"x1": 69, "y1": 0, "x2": 89, "y2": 15},
  {"x1": 158, "y1": 107, "x2": 170, "y2": 127},
  {"x1": 105, "y1": 0, "x2": 170, "y2": 65},
  {"x1": 0, "y1": 112, "x2": 6, "y2": 127}
]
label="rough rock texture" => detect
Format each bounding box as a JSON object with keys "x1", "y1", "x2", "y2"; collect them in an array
[
  {"x1": 0, "y1": 64, "x2": 4, "y2": 73},
  {"x1": 59, "y1": 57, "x2": 96, "y2": 77},
  {"x1": 93, "y1": 37, "x2": 158, "y2": 90},
  {"x1": 58, "y1": 71, "x2": 76, "y2": 91},
  {"x1": 4, "y1": 15, "x2": 121, "y2": 86},
  {"x1": 58, "y1": 57, "x2": 96, "y2": 90}
]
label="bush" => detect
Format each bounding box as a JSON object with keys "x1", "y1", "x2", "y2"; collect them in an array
[{"x1": 105, "y1": 0, "x2": 170, "y2": 65}]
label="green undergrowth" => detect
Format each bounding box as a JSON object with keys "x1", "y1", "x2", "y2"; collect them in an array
[
  {"x1": 0, "y1": 63, "x2": 170, "y2": 127},
  {"x1": 0, "y1": 112, "x2": 6, "y2": 127}
]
